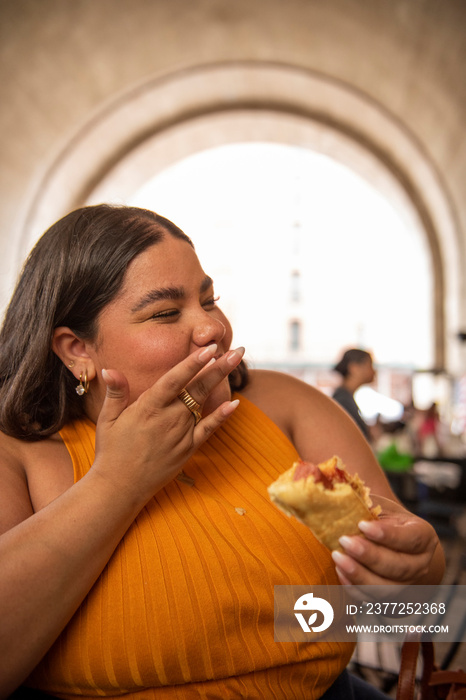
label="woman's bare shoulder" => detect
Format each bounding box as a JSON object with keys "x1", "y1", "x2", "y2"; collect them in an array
[
  {"x1": 0, "y1": 430, "x2": 33, "y2": 471},
  {"x1": 0, "y1": 430, "x2": 73, "y2": 532},
  {"x1": 239, "y1": 369, "x2": 330, "y2": 435},
  {"x1": 0, "y1": 429, "x2": 66, "y2": 466},
  {"x1": 0, "y1": 432, "x2": 35, "y2": 531},
  {"x1": 241, "y1": 368, "x2": 331, "y2": 406}
]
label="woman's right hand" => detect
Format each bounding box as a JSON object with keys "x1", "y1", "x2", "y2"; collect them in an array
[
  {"x1": 0, "y1": 344, "x2": 244, "y2": 696},
  {"x1": 92, "y1": 343, "x2": 244, "y2": 505}
]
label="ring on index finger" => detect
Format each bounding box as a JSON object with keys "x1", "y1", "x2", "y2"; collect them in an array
[{"x1": 177, "y1": 389, "x2": 202, "y2": 425}]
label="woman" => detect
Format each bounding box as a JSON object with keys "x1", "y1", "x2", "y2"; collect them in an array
[
  {"x1": 0, "y1": 205, "x2": 444, "y2": 699},
  {"x1": 332, "y1": 348, "x2": 376, "y2": 441}
]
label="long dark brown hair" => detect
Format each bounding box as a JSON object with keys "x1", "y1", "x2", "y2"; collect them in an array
[{"x1": 0, "y1": 204, "x2": 248, "y2": 441}]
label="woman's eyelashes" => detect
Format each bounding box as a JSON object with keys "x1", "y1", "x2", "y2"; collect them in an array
[
  {"x1": 150, "y1": 308, "x2": 180, "y2": 320},
  {"x1": 148, "y1": 296, "x2": 220, "y2": 321},
  {"x1": 202, "y1": 295, "x2": 220, "y2": 309}
]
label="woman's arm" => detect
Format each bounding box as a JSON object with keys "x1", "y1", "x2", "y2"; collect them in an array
[
  {"x1": 242, "y1": 369, "x2": 445, "y2": 587},
  {"x1": 0, "y1": 461, "x2": 146, "y2": 697},
  {"x1": 0, "y1": 345, "x2": 243, "y2": 697}
]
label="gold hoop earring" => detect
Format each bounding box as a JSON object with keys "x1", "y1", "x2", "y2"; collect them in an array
[{"x1": 75, "y1": 370, "x2": 89, "y2": 396}]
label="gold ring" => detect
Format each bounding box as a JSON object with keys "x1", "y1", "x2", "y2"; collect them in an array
[{"x1": 177, "y1": 389, "x2": 202, "y2": 425}]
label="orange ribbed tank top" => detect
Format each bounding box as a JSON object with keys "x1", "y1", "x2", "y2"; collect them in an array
[{"x1": 27, "y1": 396, "x2": 353, "y2": 699}]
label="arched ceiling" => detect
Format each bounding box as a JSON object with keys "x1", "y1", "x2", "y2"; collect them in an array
[
  {"x1": 17, "y1": 62, "x2": 460, "y2": 370},
  {"x1": 2, "y1": 1, "x2": 466, "y2": 374}
]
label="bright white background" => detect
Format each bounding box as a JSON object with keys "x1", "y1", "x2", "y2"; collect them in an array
[{"x1": 130, "y1": 142, "x2": 433, "y2": 374}]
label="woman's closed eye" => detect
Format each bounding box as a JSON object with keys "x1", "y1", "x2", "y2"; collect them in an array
[
  {"x1": 149, "y1": 308, "x2": 180, "y2": 321},
  {"x1": 202, "y1": 295, "x2": 220, "y2": 309},
  {"x1": 148, "y1": 297, "x2": 219, "y2": 322}
]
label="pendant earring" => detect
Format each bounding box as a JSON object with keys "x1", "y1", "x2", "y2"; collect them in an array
[{"x1": 75, "y1": 370, "x2": 89, "y2": 396}]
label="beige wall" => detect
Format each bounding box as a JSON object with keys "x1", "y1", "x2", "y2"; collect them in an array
[{"x1": 1, "y1": 0, "x2": 465, "y2": 370}]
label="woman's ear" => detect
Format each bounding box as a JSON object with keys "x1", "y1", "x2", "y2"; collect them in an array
[{"x1": 52, "y1": 327, "x2": 96, "y2": 381}]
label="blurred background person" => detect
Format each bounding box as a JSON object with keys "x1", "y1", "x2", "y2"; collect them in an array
[
  {"x1": 332, "y1": 348, "x2": 375, "y2": 442},
  {"x1": 417, "y1": 401, "x2": 443, "y2": 458}
]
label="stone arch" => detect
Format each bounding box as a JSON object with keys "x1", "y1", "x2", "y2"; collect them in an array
[{"x1": 18, "y1": 61, "x2": 461, "y2": 370}]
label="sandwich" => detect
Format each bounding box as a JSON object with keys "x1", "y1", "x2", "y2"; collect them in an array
[{"x1": 268, "y1": 455, "x2": 380, "y2": 551}]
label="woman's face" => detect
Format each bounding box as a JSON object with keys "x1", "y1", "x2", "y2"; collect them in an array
[
  {"x1": 353, "y1": 357, "x2": 375, "y2": 385},
  {"x1": 84, "y1": 234, "x2": 233, "y2": 417}
]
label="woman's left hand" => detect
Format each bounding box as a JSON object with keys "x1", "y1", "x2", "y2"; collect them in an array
[{"x1": 330, "y1": 496, "x2": 445, "y2": 586}]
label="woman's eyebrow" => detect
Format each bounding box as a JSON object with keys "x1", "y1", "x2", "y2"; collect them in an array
[
  {"x1": 200, "y1": 275, "x2": 214, "y2": 293},
  {"x1": 131, "y1": 287, "x2": 184, "y2": 313},
  {"x1": 131, "y1": 275, "x2": 213, "y2": 313}
]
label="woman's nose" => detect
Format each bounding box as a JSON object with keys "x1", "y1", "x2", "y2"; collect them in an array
[{"x1": 193, "y1": 311, "x2": 226, "y2": 347}]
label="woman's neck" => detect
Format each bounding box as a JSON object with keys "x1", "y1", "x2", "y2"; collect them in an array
[{"x1": 341, "y1": 377, "x2": 360, "y2": 395}]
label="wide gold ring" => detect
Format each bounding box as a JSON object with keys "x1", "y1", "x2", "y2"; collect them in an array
[{"x1": 177, "y1": 389, "x2": 202, "y2": 425}]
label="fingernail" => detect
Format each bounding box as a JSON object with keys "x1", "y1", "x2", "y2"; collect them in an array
[
  {"x1": 339, "y1": 536, "x2": 365, "y2": 556},
  {"x1": 331, "y1": 550, "x2": 356, "y2": 574},
  {"x1": 358, "y1": 520, "x2": 384, "y2": 540},
  {"x1": 101, "y1": 369, "x2": 111, "y2": 382},
  {"x1": 222, "y1": 399, "x2": 240, "y2": 417},
  {"x1": 227, "y1": 347, "x2": 245, "y2": 365},
  {"x1": 334, "y1": 567, "x2": 352, "y2": 586},
  {"x1": 199, "y1": 344, "x2": 217, "y2": 361}
]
